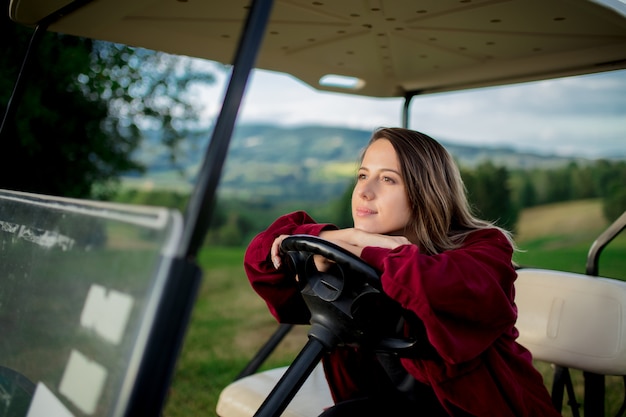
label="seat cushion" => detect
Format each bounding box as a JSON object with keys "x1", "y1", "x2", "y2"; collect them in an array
[{"x1": 216, "y1": 364, "x2": 333, "y2": 417}]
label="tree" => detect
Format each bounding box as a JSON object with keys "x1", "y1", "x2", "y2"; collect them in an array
[
  {"x1": 604, "y1": 185, "x2": 626, "y2": 223},
  {"x1": 569, "y1": 163, "x2": 596, "y2": 200},
  {"x1": 462, "y1": 162, "x2": 519, "y2": 232},
  {"x1": 600, "y1": 160, "x2": 626, "y2": 223},
  {"x1": 330, "y1": 181, "x2": 356, "y2": 229},
  {"x1": 517, "y1": 175, "x2": 537, "y2": 208},
  {"x1": 1, "y1": 4, "x2": 217, "y2": 198}
]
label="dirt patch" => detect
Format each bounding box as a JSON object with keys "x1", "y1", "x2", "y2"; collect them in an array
[{"x1": 515, "y1": 199, "x2": 607, "y2": 243}]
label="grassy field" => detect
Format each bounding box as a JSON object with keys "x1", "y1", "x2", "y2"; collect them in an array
[
  {"x1": 514, "y1": 199, "x2": 626, "y2": 279},
  {"x1": 163, "y1": 199, "x2": 625, "y2": 416}
]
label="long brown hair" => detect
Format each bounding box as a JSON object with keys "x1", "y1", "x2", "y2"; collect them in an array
[{"x1": 364, "y1": 127, "x2": 514, "y2": 255}]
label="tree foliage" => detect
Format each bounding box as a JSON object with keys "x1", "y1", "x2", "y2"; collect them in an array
[
  {"x1": 510, "y1": 160, "x2": 626, "y2": 223},
  {"x1": 462, "y1": 162, "x2": 519, "y2": 232},
  {"x1": 1, "y1": 5, "x2": 217, "y2": 198}
]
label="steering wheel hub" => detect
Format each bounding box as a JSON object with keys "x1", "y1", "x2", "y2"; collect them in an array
[{"x1": 281, "y1": 235, "x2": 418, "y2": 354}]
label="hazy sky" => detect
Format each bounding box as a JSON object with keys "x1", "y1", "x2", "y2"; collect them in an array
[{"x1": 198, "y1": 65, "x2": 626, "y2": 158}]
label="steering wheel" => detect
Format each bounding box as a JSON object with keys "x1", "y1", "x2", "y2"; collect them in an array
[
  {"x1": 280, "y1": 234, "x2": 416, "y2": 353},
  {"x1": 253, "y1": 235, "x2": 421, "y2": 417},
  {"x1": 282, "y1": 234, "x2": 379, "y2": 285},
  {"x1": 254, "y1": 235, "x2": 421, "y2": 417}
]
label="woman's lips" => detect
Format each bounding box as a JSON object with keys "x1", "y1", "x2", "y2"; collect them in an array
[{"x1": 355, "y1": 207, "x2": 376, "y2": 217}]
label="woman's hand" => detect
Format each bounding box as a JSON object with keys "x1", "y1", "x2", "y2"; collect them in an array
[
  {"x1": 271, "y1": 229, "x2": 411, "y2": 270},
  {"x1": 270, "y1": 234, "x2": 334, "y2": 273},
  {"x1": 271, "y1": 234, "x2": 290, "y2": 269}
]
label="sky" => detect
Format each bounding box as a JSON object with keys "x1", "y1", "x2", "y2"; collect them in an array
[{"x1": 197, "y1": 64, "x2": 626, "y2": 158}]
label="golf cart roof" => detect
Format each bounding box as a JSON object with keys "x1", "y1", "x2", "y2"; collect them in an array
[{"x1": 9, "y1": 0, "x2": 626, "y2": 98}]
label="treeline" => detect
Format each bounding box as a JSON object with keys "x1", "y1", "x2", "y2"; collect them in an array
[
  {"x1": 512, "y1": 160, "x2": 625, "y2": 212},
  {"x1": 462, "y1": 160, "x2": 626, "y2": 231},
  {"x1": 515, "y1": 160, "x2": 622, "y2": 227},
  {"x1": 462, "y1": 159, "x2": 626, "y2": 233},
  {"x1": 114, "y1": 159, "x2": 626, "y2": 246}
]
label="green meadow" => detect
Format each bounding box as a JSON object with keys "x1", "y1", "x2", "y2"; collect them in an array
[{"x1": 164, "y1": 199, "x2": 626, "y2": 416}]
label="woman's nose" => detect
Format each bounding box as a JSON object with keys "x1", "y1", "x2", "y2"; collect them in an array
[{"x1": 356, "y1": 182, "x2": 374, "y2": 200}]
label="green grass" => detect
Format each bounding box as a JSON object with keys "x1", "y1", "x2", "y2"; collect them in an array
[
  {"x1": 163, "y1": 200, "x2": 626, "y2": 416},
  {"x1": 514, "y1": 199, "x2": 626, "y2": 279},
  {"x1": 164, "y1": 246, "x2": 308, "y2": 417}
]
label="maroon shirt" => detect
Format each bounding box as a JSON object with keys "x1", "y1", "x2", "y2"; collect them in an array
[{"x1": 244, "y1": 211, "x2": 560, "y2": 416}]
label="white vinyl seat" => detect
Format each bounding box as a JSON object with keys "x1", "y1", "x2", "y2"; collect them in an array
[
  {"x1": 216, "y1": 363, "x2": 333, "y2": 417},
  {"x1": 515, "y1": 268, "x2": 626, "y2": 376}
]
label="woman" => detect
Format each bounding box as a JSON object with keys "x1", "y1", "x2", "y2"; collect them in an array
[{"x1": 244, "y1": 128, "x2": 560, "y2": 416}]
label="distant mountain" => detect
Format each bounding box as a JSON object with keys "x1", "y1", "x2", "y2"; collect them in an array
[{"x1": 130, "y1": 123, "x2": 594, "y2": 202}]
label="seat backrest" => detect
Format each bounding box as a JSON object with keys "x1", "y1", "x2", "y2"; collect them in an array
[
  {"x1": 515, "y1": 268, "x2": 626, "y2": 375},
  {"x1": 0, "y1": 189, "x2": 198, "y2": 417}
]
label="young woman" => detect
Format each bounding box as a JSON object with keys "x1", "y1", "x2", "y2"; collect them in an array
[{"x1": 244, "y1": 128, "x2": 560, "y2": 416}]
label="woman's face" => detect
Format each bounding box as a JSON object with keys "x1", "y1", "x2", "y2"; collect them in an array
[{"x1": 351, "y1": 138, "x2": 413, "y2": 237}]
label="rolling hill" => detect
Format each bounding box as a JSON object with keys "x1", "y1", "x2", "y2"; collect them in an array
[{"x1": 128, "y1": 123, "x2": 596, "y2": 202}]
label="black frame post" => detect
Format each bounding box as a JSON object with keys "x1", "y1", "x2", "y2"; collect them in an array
[{"x1": 179, "y1": 0, "x2": 275, "y2": 260}]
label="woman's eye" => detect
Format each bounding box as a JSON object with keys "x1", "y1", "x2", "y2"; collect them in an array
[
  {"x1": 357, "y1": 173, "x2": 367, "y2": 180},
  {"x1": 382, "y1": 176, "x2": 395, "y2": 183}
]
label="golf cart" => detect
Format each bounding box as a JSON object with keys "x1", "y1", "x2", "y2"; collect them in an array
[{"x1": 2, "y1": 1, "x2": 626, "y2": 417}]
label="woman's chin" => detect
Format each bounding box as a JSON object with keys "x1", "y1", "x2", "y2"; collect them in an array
[{"x1": 354, "y1": 224, "x2": 385, "y2": 235}]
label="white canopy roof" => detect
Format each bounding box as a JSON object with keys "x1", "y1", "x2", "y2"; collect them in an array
[{"x1": 9, "y1": 0, "x2": 626, "y2": 97}]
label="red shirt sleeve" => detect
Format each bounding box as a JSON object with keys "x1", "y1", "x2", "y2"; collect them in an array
[
  {"x1": 360, "y1": 228, "x2": 517, "y2": 365},
  {"x1": 244, "y1": 211, "x2": 337, "y2": 323}
]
